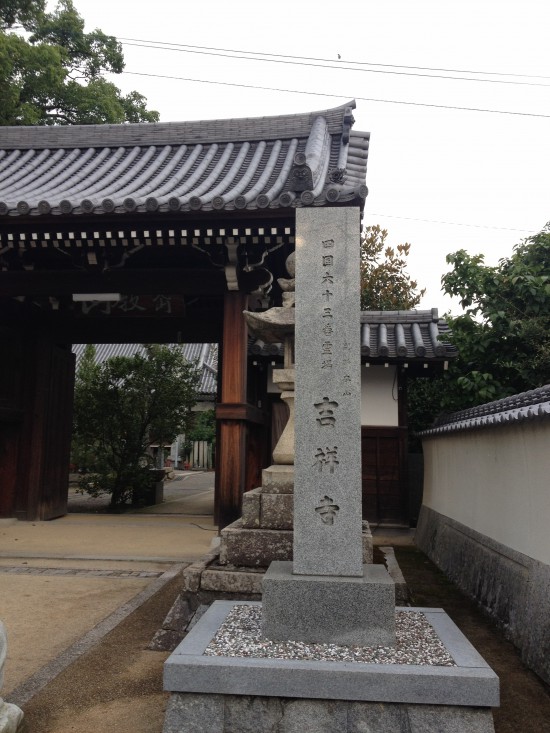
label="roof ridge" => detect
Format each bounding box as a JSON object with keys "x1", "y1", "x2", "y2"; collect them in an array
[
  {"x1": 360, "y1": 309, "x2": 439, "y2": 323},
  {"x1": 0, "y1": 101, "x2": 357, "y2": 151}
]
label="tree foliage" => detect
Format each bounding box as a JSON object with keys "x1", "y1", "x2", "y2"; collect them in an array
[
  {"x1": 0, "y1": 0, "x2": 45, "y2": 30},
  {"x1": 360, "y1": 225, "x2": 425, "y2": 310},
  {"x1": 441, "y1": 223, "x2": 550, "y2": 407},
  {"x1": 0, "y1": 0, "x2": 159, "y2": 125},
  {"x1": 407, "y1": 224, "x2": 550, "y2": 433},
  {"x1": 72, "y1": 345, "x2": 200, "y2": 508},
  {"x1": 187, "y1": 409, "x2": 216, "y2": 444}
]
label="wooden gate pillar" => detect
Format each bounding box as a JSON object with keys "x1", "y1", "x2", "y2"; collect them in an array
[
  {"x1": 0, "y1": 330, "x2": 24, "y2": 518},
  {"x1": 215, "y1": 292, "x2": 250, "y2": 528},
  {"x1": 14, "y1": 335, "x2": 75, "y2": 520}
]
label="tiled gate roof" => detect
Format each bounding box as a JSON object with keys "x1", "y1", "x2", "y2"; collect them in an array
[{"x1": 0, "y1": 101, "x2": 368, "y2": 218}]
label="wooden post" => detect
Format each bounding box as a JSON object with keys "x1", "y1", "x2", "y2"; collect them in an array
[
  {"x1": 215, "y1": 292, "x2": 249, "y2": 528},
  {"x1": 0, "y1": 330, "x2": 24, "y2": 518},
  {"x1": 14, "y1": 336, "x2": 75, "y2": 520}
]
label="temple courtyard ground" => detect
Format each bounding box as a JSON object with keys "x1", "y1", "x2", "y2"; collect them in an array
[{"x1": 0, "y1": 471, "x2": 549, "y2": 733}]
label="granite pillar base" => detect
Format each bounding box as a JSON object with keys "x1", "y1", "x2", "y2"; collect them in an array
[
  {"x1": 163, "y1": 601, "x2": 499, "y2": 733},
  {"x1": 262, "y1": 561, "x2": 395, "y2": 647},
  {"x1": 163, "y1": 693, "x2": 496, "y2": 733},
  {"x1": 219, "y1": 520, "x2": 373, "y2": 568}
]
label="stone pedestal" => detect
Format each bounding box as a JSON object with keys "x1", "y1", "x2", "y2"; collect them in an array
[
  {"x1": 262, "y1": 562, "x2": 395, "y2": 646},
  {"x1": 218, "y1": 466, "x2": 373, "y2": 569},
  {"x1": 0, "y1": 702, "x2": 24, "y2": 733},
  {"x1": 163, "y1": 601, "x2": 499, "y2": 733}
]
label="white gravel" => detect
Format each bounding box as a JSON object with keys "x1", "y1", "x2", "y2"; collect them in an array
[{"x1": 204, "y1": 605, "x2": 456, "y2": 666}]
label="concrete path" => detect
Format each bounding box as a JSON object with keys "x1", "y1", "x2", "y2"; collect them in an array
[{"x1": 0, "y1": 472, "x2": 217, "y2": 706}]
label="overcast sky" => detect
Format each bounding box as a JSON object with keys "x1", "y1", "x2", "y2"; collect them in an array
[{"x1": 53, "y1": 0, "x2": 550, "y2": 314}]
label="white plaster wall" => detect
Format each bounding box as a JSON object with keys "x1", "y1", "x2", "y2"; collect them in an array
[
  {"x1": 360, "y1": 365, "x2": 399, "y2": 426},
  {"x1": 422, "y1": 422, "x2": 550, "y2": 565}
]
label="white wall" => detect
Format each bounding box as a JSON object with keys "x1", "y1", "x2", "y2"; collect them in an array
[
  {"x1": 422, "y1": 421, "x2": 550, "y2": 565},
  {"x1": 360, "y1": 365, "x2": 399, "y2": 426},
  {"x1": 270, "y1": 364, "x2": 399, "y2": 427}
]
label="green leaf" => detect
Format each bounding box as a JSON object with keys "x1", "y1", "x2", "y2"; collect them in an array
[{"x1": 0, "y1": 0, "x2": 158, "y2": 125}]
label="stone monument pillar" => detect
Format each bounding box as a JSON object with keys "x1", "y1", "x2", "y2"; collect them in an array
[
  {"x1": 0, "y1": 622, "x2": 24, "y2": 733},
  {"x1": 262, "y1": 207, "x2": 395, "y2": 647},
  {"x1": 162, "y1": 207, "x2": 499, "y2": 733}
]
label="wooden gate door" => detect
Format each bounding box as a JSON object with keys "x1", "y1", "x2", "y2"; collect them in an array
[{"x1": 361, "y1": 427, "x2": 408, "y2": 524}]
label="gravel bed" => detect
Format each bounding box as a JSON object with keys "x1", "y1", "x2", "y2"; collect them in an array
[{"x1": 204, "y1": 605, "x2": 456, "y2": 666}]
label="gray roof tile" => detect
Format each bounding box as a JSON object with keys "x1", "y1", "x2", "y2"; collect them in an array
[
  {"x1": 250, "y1": 309, "x2": 457, "y2": 363},
  {"x1": 420, "y1": 385, "x2": 550, "y2": 436},
  {"x1": 72, "y1": 343, "x2": 218, "y2": 395},
  {"x1": 360, "y1": 309, "x2": 456, "y2": 361},
  {"x1": 0, "y1": 102, "x2": 368, "y2": 218}
]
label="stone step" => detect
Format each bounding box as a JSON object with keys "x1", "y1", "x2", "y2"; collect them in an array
[
  {"x1": 220, "y1": 519, "x2": 373, "y2": 568},
  {"x1": 219, "y1": 520, "x2": 293, "y2": 567},
  {"x1": 242, "y1": 487, "x2": 293, "y2": 530}
]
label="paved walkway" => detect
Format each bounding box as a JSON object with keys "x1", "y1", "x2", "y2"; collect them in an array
[{"x1": 0, "y1": 472, "x2": 217, "y2": 703}]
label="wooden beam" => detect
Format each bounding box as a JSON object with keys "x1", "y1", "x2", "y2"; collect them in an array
[
  {"x1": 0, "y1": 297, "x2": 225, "y2": 344},
  {"x1": 215, "y1": 403, "x2": 265, "y2": 425},
  {"x1": 0, "y1": 268, "x2": 227, "y2": 297}
]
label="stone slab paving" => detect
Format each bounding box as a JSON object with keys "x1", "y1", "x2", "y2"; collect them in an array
[{"x1": 3, "y1": 563, "x2": 186, "y2": 705}]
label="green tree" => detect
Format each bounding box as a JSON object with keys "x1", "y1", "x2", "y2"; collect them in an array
[
  {"x1": 0, "y1": 0, "x2": 159, "y2": 125},
  {"x1": 0, "y1": 0, "x2": 45, "y2": 30},
  {"x1": 360, "y1": 224, "x2": 425, "y2": 310},
  {"x1": 181, "y1": 408, "x2": 216, "y2": 466},
  {"x1": 70, "y1": 343, "x2": 99, "y2": 471},
  {"x1": 440, "y1": 223, "x2": 550, "y2": 408},
  {"x1": 72, "y1": 345, "x2": 200, "y2": 508},
  {"x1": 187, "y1": 409, "x2": 216, "y2": 444},
  {"x1": 407, "y1": 223, "x2": 550, "y2": 432}
]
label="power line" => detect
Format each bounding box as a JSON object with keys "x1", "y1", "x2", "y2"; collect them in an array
[
  {"x1": 120, "y1": 40, "x2": 550, "y2": 88},
  {"x1": 119, "y1": 37, "x2": 550, "y2": 83},
  {"x1": 368, "y1": 213, "x2": 537, "y2": 233},
  {"x1": 123, "y1": 71, "x2": 550, "y2": 119}
]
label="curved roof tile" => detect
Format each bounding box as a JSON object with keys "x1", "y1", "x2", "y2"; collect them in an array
[
  {"x1": 420, "y1": 385, "x2": 550, "y2": 436},
  {"x1": 0, "y1": 102, "x2": 369, "y2": 218},
  {"x1": 251, "y1": 309, "x2": 457, "y2": 363},
  {"x1": 359, "y1": 309, "x2": 457, "y2": 361}
]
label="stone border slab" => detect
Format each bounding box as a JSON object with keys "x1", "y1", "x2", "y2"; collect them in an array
[{"x1": 164, "y1": 601, "x2": 499, "y2": 707}]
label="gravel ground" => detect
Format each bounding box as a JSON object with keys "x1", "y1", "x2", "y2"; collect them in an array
[{"x1": 205, "y1": 604, "x2": 455, "y2": 666}]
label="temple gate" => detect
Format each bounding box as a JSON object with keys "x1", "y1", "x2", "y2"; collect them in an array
[{"x1": 0, "y1": 101, "x2": 370, "y2": 524}]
